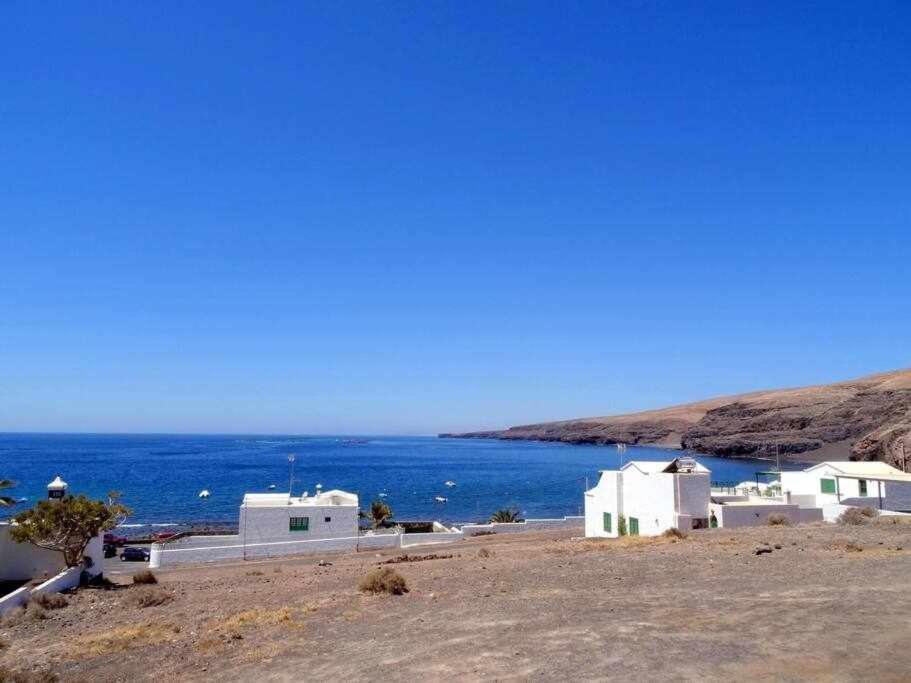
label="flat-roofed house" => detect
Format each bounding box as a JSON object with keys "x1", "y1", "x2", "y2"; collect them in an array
[
  {"x1": 780, "y1": 461, "x2": 911, "y2": 513},
  {"x1": 238, "y1": 489, "x2": 359, "y2": 544},
  {"x1": 584, "y1": 458, "x2": 711, "y2": 538}
]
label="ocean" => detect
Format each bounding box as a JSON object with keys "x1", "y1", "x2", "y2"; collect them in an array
[{"x1": 0, "y1": 433, "x2": 790, "y2": 530}]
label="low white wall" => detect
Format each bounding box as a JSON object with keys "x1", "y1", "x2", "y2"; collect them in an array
[
  {"x1": 712, "y1": 503, "x2": 803, "y2": 528},
  {"x1": 401, "y1": 531, "x2": 463, "y2": 547},
  {"x1": 0, "y1": 566, "x2": 82, "y2": 616},
  {"x1": 461, "y1": 516, "x2": 584, "y2": 537}
]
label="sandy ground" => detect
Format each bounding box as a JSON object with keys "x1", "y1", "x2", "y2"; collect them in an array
[{"x1": 3, "y1": 520, "x2": 911, "y2": 682}]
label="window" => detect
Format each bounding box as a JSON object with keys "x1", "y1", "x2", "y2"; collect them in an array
[
  {"x1": 820, "y1": 478, "x2": 836, "y2": 494},
  {"x1": 289, "y1": 517, "x2": 309, "y2": 532},
  {"x1": 324, "y1": 516, "x2": 331, "y2": 523},
  {"x1": 858, "y1": 479, "x2": 868, "y2": 497},
  {"x1": 628, "y1": 517, "x2": 639, "y2": 536},
  {"x1": 602, "y1": 512, "x2": 612, "y2": 533}
]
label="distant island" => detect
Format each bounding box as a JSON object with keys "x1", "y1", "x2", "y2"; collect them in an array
[{"x1": 442, "y1": 368, "x2": 911, "y2": 466}]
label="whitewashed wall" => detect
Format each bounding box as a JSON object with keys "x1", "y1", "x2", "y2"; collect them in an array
[
  {"x1": 0, "y1": 524, "x2": 103, "y2": 581},
  {"x1": 238, "y1": 504, "x2": 359, "y2": 543}
]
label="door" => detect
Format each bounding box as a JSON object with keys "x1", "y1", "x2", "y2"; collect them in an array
[{"x1": 629, "y1": 517, "x2": 639, "y2": 536}]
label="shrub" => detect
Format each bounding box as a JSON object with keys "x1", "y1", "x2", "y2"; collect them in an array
[
  {"x1": 618, "y1": 514, "x2": 628, "y2": 537},
  {"x1": 124, "y1": 586, "x2": 173, "y2": 608},
  {"x1": 859, "y1": 506, "x2": 878, "y2": 518},
  {"x1": 489, "y1": 509, "x2": 520, "y2": 524},
  {"x1": 662, "y1": 527, "x2": 688, "y2": 539},
  {"x1": 358, "y1": 567, "x2": 409, "y2": 596},
  {"x1": 31, "y1": 593, "x2": 68, "y2": 610},
  {"x1": 767, "y1": 513, "x2": 792, "y2": 527},
  {"x1": 1, "y1": 602, "x2": 46, "y2": 627},
  {"x1": 477, "y1": 547, "x2": 492, "y2": 559},
  {"x1": 132, "y1": 570, "x2": 157, "y2": 585},
  {"x1": 838, "y1": 507, "x2": 873, "y2": 526}
]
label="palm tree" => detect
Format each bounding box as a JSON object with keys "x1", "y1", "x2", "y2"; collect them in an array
[
  {"x1": 489, "y1": 508, "x2": 520, "y2": 523},
  {"x1": 370, "y1": 499, "x2": 392, "y2": 529},
  {"x1": 0, "y1": 479, "x2": 18, "y2": 508}
]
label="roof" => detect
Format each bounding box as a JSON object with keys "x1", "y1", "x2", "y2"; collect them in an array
[
  {"x1": 616, "y1": 458, "x2": 710, "y2": 475},
  {"x1": 803, "y1": 461, "x2": 906, "y2": 477},
  {"x1": 242, "y1": 489, "x2": 358, "y2": 508}
]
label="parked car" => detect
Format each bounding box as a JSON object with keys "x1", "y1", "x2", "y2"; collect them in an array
[
  {"x1": 103, "y1": 533, "x2": 128, "y2": 546},
  {"x1": 120, "y1": 546, "x2": 150, "y2": 562},
  {"x1": 103, "y1": 543, "x2": 117, "y2": 558},
  {"x1": 152, "y1": 531, "x2": 177, "y2": 542}
]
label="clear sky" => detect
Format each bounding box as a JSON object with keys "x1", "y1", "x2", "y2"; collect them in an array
[{"x1": 2, "y1": 3, "x2": 909, "y2": 435}]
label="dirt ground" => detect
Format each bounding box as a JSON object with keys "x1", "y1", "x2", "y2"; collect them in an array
[{"x1": 3, "y1": 519, "x2": 911, "y2": 682}]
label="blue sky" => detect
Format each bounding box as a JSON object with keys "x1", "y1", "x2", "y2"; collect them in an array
[{"x1": 2, "y1": 3, "x2": 909, "y2": 434}]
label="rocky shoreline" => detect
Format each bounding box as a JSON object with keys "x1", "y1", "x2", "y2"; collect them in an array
[{"x1": 443, "y1": 368, "x2": 911, "y2": 467}]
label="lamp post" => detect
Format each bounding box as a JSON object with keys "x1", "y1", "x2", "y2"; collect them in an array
[{"x1": 288, "y1": 454, "x2": 296, "y2": 496}]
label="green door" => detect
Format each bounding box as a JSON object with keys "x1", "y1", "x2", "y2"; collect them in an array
[
  {"x1": 603, "y1": 512, "x2": 612, "y2": 533},
  {"x1": 629, "y1": 517, "x2": 639, "y2": 536}
]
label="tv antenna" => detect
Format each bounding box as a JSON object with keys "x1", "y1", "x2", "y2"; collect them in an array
[{"x1": 288, "y1": 453, "x2": 296, "y2": 496}]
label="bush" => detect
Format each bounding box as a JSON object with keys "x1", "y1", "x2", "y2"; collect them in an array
[
  {"x1": 838, "y1": 507, "x2": 876, "y2": 526},
  {"x1": 358, "y1": 568, "x2": 409, "y2": 596},
  {"x1": 1, "y1": 602, "x2": 46, "y2": 627},
  {"x1": 124, "y1": 586, "x2": 173, "y2": 608},
  {"x1": 767, "y1": 513, "x2": 792, "y2": 527},
  {"x1": 662, "y1": 527, "x2": 688, "y2": 539},
  {"x1": 617, "y1": 514, "x2": 628, "y2": 537},
  {"x1": 31, "y1": 593, "x2": 68, "y2": 610},
  {"x1": 477, "y1": 547, "x2": 492, "y2": 559},
  {"x1": 132, "y1": 570, "x2": 157, "y2": 585}
]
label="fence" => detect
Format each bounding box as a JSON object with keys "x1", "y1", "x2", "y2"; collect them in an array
[{"x1": 0, "y1": 566, "x2": 82, "y2": 616}]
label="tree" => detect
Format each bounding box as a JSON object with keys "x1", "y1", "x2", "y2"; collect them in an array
[
  {"x1": 10, "y1": 495, "x2": 131, "y2": 567},
  {"x1": 618, "y1": 514, "x2": 628, "y2": 536},
  {"x1": 369, "y1": 499, "x2": 392, "y2": 529},
  {"x1": 489, "y1": 508, "x2": 520, "y2": 523},
  {"x1": 0, "y1": 479, "x2": 17, "y2": 508}
]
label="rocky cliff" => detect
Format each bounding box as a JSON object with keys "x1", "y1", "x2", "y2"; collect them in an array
[{"x1": 443, "y1": 369, "x2": 911, "y2": 466}]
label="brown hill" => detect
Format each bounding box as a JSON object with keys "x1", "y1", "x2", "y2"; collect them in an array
[{"x1": 443, "y1": 369, "x2": 911, "y2": 466}]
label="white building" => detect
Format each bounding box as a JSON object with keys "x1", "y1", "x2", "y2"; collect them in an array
[
  {"x1": 238, "y1": 489, "x2": 359, "y2": 544},
  {"x1": 780, "y1": 461, "x2": 911, "y2": 513},
  {"x1": 584, "y1": 458, "x2": 711, "y2": 537}
]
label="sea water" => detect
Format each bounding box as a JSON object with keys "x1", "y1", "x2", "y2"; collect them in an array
[{"x1": 0, "y1": 433, "x2": 791, "y2": 529}]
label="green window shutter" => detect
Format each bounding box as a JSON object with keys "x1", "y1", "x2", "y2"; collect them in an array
[
  {"x1": 289, "y1": 516, "x2": 310, "y2": 532},
  {"x1": 820, "y1": 478, "x2": 836, "y2": 494},
  {"x1": 603, "y1": 512, "x2": 612, "y2": 533},
  {"x1": 858, "y1": 479, "x2": 867, "y2": 496},
  {"x1": 629, "y1": 517, "x2": 639, "y2": 536}
]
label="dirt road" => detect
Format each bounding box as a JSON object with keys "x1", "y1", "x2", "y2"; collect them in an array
[{"x1": 3, "y1": 520, "x2": 911, "y2": 681}]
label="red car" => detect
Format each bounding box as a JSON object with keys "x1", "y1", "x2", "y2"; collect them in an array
[
  {"x1": 153, "y1": 531, "x2": 178, "y2": 541},
  {"x1": 103, "y1": 533, "x2": 128, "y2": 546}
]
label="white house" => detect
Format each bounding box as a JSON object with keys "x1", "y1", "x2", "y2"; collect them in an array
[
  {"x1": 238, "y1": 489, "x2": 359, "y2": 544},
  {"x1": 584, "y1": 458, "x2": 711, "y2": 537},
  {"x1": 780, "y1": 461, "x2": 911, "y2": 513}
]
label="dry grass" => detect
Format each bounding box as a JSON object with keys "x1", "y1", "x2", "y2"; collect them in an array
[
  {"x1": 0, "y1": 665, "x2": 58, "y2": 682},
  {"x1": 358, "y1": 568, "x2": 409, "y2": 595},
  {"x1": 550, "y1": 535, "x2": 668, "y2": 555},
  {"x1": 477, "y1": 547, "x2": 493, "y2": 559},
  {"x1": 132, "y1": 570, "x2": 157, "y2": 585},
  {"x1": 69, "y1": 622, "x2": 181, "y2": 658},
  {"x1": 245, "y1": 570, "x2": 264, "y2": 576},
  {"x1": 123, "y1": 587, "x2": 173, "y2": 609},
  {"x1": 767, "y1": 513, "x2": 792, "y2": 527}
]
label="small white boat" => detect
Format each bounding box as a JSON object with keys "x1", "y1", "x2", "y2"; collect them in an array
[
  {"x1": 267, "y1": 484, "x2": 276, "y2": 490},
  {"x1": 444, "y1": 480, "x2": 456, "y2": 487},
  {"x1": 434, "y1": 495, "x2": 448, "y2": 503},
  {"x1": 198, "y1": 490, "x2": 210, "y2": 498},
  {"x1": 378, "y1": 492, "x2": 388, "y2": 498}
]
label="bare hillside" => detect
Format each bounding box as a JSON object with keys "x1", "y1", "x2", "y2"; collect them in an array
[{"x1": 444, "y1": 369, "x2": 911, "y2": 465}]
